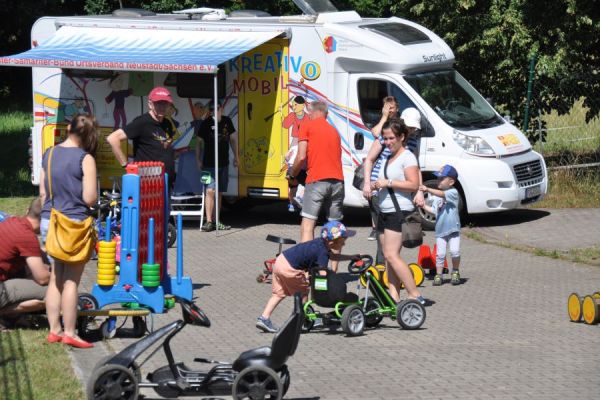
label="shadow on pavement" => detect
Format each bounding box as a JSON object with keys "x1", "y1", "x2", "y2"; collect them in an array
[
  {"x1": 176, "y1": 199, "x2": 373, "y2": 230},
  {"x1": 466, "y1": 208, "x2": 550, "y2": 228}
]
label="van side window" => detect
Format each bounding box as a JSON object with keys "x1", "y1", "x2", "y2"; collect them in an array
[{"x1": 357, "y1": 78, "x2": 434, "y2": 137}]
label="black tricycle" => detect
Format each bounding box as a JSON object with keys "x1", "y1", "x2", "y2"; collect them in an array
[{"x1": 87, "y1": 294, "x2": 303, "y2": 400}]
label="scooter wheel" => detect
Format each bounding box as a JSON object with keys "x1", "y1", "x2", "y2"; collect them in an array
[
  {"x1": 396, "y1": 299, "x2": 426, "y2": 330},
  {"x1": 233, "y1": 365, "x2": 283, "y2": 400},
  {"x1": 87, "y1": 363, "x2": 139, "y2": 400},
  {"x1": 341, "y1": 305, "x2": 365, "y2": 336}
]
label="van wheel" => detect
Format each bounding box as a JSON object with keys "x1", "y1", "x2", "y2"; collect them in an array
[{"x1": 420, "y1": 179, "x2": 465, "y2": 231}]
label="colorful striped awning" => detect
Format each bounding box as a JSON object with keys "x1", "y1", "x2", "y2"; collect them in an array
[{"x1": 0, "y1": 25, "x2": 284, "y2": 73}]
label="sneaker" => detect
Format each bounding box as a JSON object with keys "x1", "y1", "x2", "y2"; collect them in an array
[
  {"x1": 451, "y1": 271, "x2": 461, "y2": 285},
  {"x1": 201, "y1": 221, "x2": 215, "y2": 232},
  {"x1": 256, "y1": 317, "x2": 278, "y2": 333},
  {"x1": 216, "y1": 221, "x2": 231, "y2": 230},
  {"x1": 433, "y1": 274, "x2": 443, "y2": 286},
  {"x1": 416, "y1": 296, "x2": 426, "y2": 306},
  {"x1": 367, "y1": 229, "x2": 377, "y2": 241},
  {"x1": 288, "y1": 203, "x2": 295, "y2": 212}
]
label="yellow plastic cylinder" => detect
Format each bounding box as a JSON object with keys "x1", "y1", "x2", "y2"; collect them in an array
[{"x1": 97, "y1": 241, "x2": 116, "y2": 286}]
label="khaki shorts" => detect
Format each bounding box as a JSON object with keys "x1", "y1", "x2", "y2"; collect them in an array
[
  {"x1": 272, "y1": 255, "x2": 310, "y2": 298},
  {"x1": 0, "y1": 279, "x2": 47, "y2": 309},
  {"x1": 301, "y1": 179, "x2": 344, "y2": 221}
]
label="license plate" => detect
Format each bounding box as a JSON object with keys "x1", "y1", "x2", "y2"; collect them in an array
[{"x1": 525, "y1": 185, "x2": 541, "y2": 199}]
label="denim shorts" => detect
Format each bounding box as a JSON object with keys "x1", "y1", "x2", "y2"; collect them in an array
[
  {"x1": 202, "y1": 167, "x2": 228, "y2": 193},
  {"x1": 301, "y1": 179, "x2": 344, "y2": 221}
]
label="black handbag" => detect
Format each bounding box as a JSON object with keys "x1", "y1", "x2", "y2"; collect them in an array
[
  {"x1": 383, "y1": 156, "x2": 423, "y2": 248},
  {"x1": 352, "y1": 162, "x2": 365, "y2": 190}
]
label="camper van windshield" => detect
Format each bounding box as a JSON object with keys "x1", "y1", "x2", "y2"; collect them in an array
[{"x1": 405, "y1": 70, "x2": 502, "y2": 130}]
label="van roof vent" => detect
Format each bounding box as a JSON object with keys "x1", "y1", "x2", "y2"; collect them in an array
[
  {"x1": 112, "y1": 8, "x2": 156, "y2": 18},
  {"x1": 229, "y1": 10, "x2": 272, "y2": 18}
]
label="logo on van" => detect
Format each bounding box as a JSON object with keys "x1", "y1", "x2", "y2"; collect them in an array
[
  {"x1": 322, "y1": 36, "x2": 337, "y2": 53},
  {"x1": 300, "y1": 62, "x2": 321, "y2": 81},
  {"x1": 422, "y1": 53, "x2": 447, "y2": 63}
]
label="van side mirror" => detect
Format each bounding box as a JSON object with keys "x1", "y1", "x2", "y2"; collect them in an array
[{"x1": 354, "y1": 132, "x2": 364, "y2": 150}]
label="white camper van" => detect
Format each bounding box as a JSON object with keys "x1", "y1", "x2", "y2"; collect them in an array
[{"x1": 1, "y1": 0, "x2": 547, "y2": 228}]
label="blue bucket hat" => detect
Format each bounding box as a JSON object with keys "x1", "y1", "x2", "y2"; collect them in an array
[{"x1": 321, "y1": 221, "x2": 356, "y2": 241}]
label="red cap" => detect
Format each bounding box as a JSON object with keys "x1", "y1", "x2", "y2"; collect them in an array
[{"x1": 148, "y1": 86, "x2": 173, "y2": 103}]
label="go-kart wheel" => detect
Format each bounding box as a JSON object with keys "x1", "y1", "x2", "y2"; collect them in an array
[
  {"x1": 167, "y1": 222, "x2": 177, "y2": 248},
  {"x1": 86, "y1": 363, "x2": 139, "y2": 400},
  {"x1": 232, "y1": 365, "x2": 283, "y2": 400},
  {"x1": 78, "y1": 292, "x2": 99, "y2": 311},
  {"x1": 341, "y1": 305, "x2": 365, "y2": 336},
  {"x1": 348, "y1": 254, "x2": 374, "y2": 275},
  {"x1": 94, "y1": 355, "x2": 142, "y2": 382},
  {"x1": 77, "y1": 293, "x2": 98, "y2": 338},
  {"x1": 582, "y1": 295, "x2": 600, "y2": 325},
  {"x1": 396, "y1": 299, "x2": 426, "y2": 330},
  {"x1": 408, "y1": 263, "x2": 425, "y2": 287},
  {"x1": 302, "y1": 305, "x2": 315, "y2": 332},
  {"x1": 567, "y1": 293, "x2": 582, "y2": 322},
  {"x1": 279, "y1": 365, "x2": 291, "y2": 397},
  {"x1": 381, "y1": 268, "x2": 389, "y2": 289},
  {"x1": 362, "y1": 298, "x2": 384, "y2": 327},
  {"x1": 132, "y1": 316, "x2": 147, "y2": 337},
  {"x1": 359, "y1": 266, "x2": 380, "y2": 288},
  {"x1": 101, "y1": 319, "x2": 117, "y2": 339}
]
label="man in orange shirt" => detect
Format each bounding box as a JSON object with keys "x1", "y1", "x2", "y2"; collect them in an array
[{"x1": 288, "y1": 101, "x2": 344, "y2": 245}]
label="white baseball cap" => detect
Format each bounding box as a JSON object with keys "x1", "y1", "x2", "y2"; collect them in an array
[{"x1": 401, "y1": 107, "x2": 421, "y2": 130}]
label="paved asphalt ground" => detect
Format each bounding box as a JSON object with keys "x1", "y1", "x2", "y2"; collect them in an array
[{"x1": 70, "y1": 204, "x2": 600, "y2": 400}]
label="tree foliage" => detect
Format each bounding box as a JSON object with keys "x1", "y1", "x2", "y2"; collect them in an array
[{"x1": 1, "y1": 0, "x2": 598, "y2": 140}]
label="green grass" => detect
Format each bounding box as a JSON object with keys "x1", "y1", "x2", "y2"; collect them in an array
[
  {"x1": 0, "y1": 329, "x2": 84, "y2": 400},
  {"x1": 0, "y1": 110, "x2": 36, "y2": 197},
  {"x1": 533, "y1": 98, "x2": 600, "y2": 157},
  {"x1": 531, "y1": 167, "x2": 600, "y2": 208}
]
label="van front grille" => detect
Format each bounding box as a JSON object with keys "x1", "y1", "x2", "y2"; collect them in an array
[{"x1": 514, "y1": 160, "x2": 544, "y2": 187}]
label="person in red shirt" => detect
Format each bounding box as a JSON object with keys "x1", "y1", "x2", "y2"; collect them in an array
[
  {"x1": 0, "y1": 198, "x2": 50, "y2": 330},
  {"x1": 289, "y1": 101, "x2": 345, "y2": 264},
  {"x1": 282, "y1": 95, "x2": 309, "y2": 212}
]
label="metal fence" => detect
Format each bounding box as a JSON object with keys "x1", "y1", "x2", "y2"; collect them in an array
[{"x1": 524, "y1": 58, "x2": 600, "y2": 169}]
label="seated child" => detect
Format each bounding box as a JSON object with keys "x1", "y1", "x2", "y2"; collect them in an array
[
  {"x1": 419, "y1": 164, "x2": 462, "y2": 286},
  {"x1": 256, "y1": 221, "x2": 356, "y2": 333}
]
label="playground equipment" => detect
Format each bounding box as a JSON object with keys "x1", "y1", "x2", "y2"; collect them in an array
[
  {"x1": 80, "y1": 162, "x2": 193, "y2": 338},
  {"x1": 257, "y1": 235, "x2": 297, "y2": 283},
  {"x1": 418, "y1": 244, "x2": 448, "y2": 277},
  {"x1": 86, "y1": 293, "x2": 303, "y2": 400},
  {"x1": 302, "y1": 255, "x2": 426, "y2": 336},
  {"x1": 568, "y1": 292, "x2": 600, "y2": 325},
  {"x1": 350, "y1": 255, "x2": 426, "y2": 331},
  {"x1": 302, "y1": 265, "x2": 366, "y2": 336},
  {"x1": 358, "y1": 262, "x2": 425, "y2": 290}
]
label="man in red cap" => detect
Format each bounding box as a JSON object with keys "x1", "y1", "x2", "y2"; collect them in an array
[{"x1": 107, "y1": 86, "x2": 177, "y2": 181}]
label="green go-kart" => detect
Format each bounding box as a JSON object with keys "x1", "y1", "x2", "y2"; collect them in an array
[{"x1": 302, "y1": 255, "x2": 426, "y2": 336}]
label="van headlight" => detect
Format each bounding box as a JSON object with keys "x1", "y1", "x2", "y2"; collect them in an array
[{"x1": 452, "y1": 130, "x2": 496, "y2": 156}]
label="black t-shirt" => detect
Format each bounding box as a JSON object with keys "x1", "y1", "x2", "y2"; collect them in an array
[
  {"x1": 197, "y1": 116, "x2": 235, "y2": 168},
  {"x1": 124, "y1": 113, "x2": 176, "y2": 176}
]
